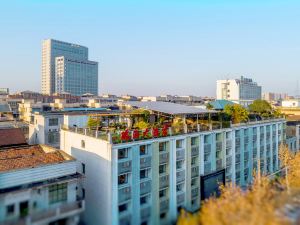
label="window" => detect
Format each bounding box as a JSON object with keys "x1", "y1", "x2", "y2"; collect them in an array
[
  {"x1": 191, "y1": 178, "x2": 198, "y2": 186},
  {"x1": 6, "y1": 204, "x2": 14, "y2": 216},
  {"x1": 140, "y1": 168, "x2": 150, "y2": 179},
  {"x1": 119, "y1": 203, "x2": 128, "y2": 212},
  {"x1": 191, "y1": 157, "x2": 197, "y2": 165},
  {"x1": 160, "y1": 212, "x2": 167, "y2": 219},
  {"x1": 191, "y1": 137, "x2": 197, "y2": 146},
  {"x1": 118, "y1": 174, "x2": 128, "y2": 185},
  {"x1": 19, "y1": 201, "x2": 29, "y2": 217},
  {"x1": 81, "y1": 140, "x2": 85, "y2": 148},
  {"x1": 204, "y1": 135, "x2": 210, "y2": 143},
  {"x1": 176, "y1": 183, "x2": 184, "y2": 192},
  {"x1": 159, "y1": 142, "x2": 166, "y2": 152},
  {"x1": 118, "y1": 148, "x2": 128, "y2": 159},
  {"x1": 176, "y1": 160, "x2": 184, "y2": 169},
  {"x1": 176, "y1": 140, "x2": 183, "y2": 148},
  {"x1": 49, "y1": 118, "x2": 59, "y2": 126},
  {"x1": 49, "y1": 183, "x2": 68, "y2": 204},
  {"x1": 159, "y1": 189, "x2": 167, "y2": 198},
  {"x1": 82, "y1": 163, "x2": 85, "y2": 174},
  {"x1": 159, "y1": 164, "x2": 167, "y2": 174},
  {"x1": 140, "y1": 145, "x2": 148, "y2": 155},
  {"x1": 140, "y1": 194, "x2": 150, "y2": 205}
]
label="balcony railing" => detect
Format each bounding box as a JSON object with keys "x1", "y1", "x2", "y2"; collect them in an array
[
  {"x1": 2, "y1": 200, "x2": 85, "y2": 225},
  {"x1": 61, "y1": 118, "x2": 284, "y2": 145},
  {"x1": 140, "y1": 156, "x2": 151, "y2": 169}
]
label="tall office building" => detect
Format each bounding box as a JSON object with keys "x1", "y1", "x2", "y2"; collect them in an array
[
  {"x1": 41, "y1": 39, "x2": 98, "y2": 96},
  {"x1": 216, "y1": 76, "x2": 262, "y2": 107}
]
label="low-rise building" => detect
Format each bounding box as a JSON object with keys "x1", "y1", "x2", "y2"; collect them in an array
[{"x1": 0, "y1": 129, "x2": 85, "y2": 225}]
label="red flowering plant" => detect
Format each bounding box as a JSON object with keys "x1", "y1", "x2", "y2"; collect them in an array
[
  {"x1": 143, "y1": 128, "x2": 151, "y2": 139},
  {"x1": 152, "y1": 127, "x2": 159, "y2": 137},
  {"x1": 132, "y1": 129, "x2": 140, "y2": 140},
  {"x1": 120, "y1": 129, "x2": 131, "y2": 142},
  {"x1": 161, "y1": 125, "x2": 169, "y2": 137}
]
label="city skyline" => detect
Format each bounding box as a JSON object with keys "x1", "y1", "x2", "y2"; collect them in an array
[{"x1": 1, "y1": 0, "x2": 300, "y2": 96}]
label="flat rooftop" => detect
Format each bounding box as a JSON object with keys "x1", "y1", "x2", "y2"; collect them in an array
[
  {"x1": 124, "y1": 101, "x2": 214, "y2": 115},
  {"x1": 0, "y1": 145, "x2": 74, "y2": 173}
]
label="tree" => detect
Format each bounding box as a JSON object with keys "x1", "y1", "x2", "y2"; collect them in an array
[
  {"x1": 87, "y1": 116, "x2": 101, "y2": 129},
  {"x1": 249, "y1": 100, "x2": 272, "y2": 115},
  {"x1": 134, "y1": 121, "x2": 149, "y2": 130},
  {"x1": 224, "y1": 104, "x2": 249, "y2": 124},
  {"x1": 206, "y1": 103, "x2": 213, "y2": 110}
]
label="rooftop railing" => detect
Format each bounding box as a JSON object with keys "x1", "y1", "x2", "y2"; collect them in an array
[{"x1": 61, "y1": 117, "x2": 285, "y2": 145}]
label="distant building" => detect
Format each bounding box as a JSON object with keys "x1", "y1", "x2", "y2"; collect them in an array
[
  {"x1": 216, "y1": 76, "x2": 262, "y2": 107},
  {"x1": 262, "y1": 92, "x2": 288, "y2": 102},
  {"x1": 141, "y1": 95, "x2": 204, "y2": 106},
  {"x1": 282, "y1": 99, "x2": 300, "y2": 108},
  {"x1": 55, "y1": 56, "x2": 98, "y2": 96},
  {"x1": 41, "y1": 39, "x2": 98, "y2": 95},
  {"x1": 0, "y1": 129, "x2": 85, "y2": 225},
  {"x1": 0, "y1": 88, "x2": 9, "y2": 95}
]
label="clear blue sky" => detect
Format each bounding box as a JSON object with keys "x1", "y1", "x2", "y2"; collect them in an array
[{"x1": 0, "y1": 0, "x2": 299, "y2": 96}]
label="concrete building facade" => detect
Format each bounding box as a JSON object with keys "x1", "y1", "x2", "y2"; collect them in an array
[
  {"x1": 60, "y1": 118, "x2": 286, "y2": 225},
  {"x1": 216, "y1": 76, "x2": 262, "y2": 107}
]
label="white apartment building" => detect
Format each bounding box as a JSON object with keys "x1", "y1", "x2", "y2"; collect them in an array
[
  {"x1": 59, "y1": 102, "x2": 286, "y2": 225},
  {"x1": 29, "y1": 110, "x2": 107, "y2": 149},
  {"x1": 29, "y1": 112, "x2": 64, "y2": 148},
  {"x1": 216, "y1": 76, "x2": 262, "y2": 107},
  {"x1": 41, "y1": 39, "x2": 98, "y2": 95},
  {"x1": 0, "y1": 143, "x2": 84, "y2": 225},
  {"x1": 281, "y1": 99, "x2": 300, "y2": 108}
]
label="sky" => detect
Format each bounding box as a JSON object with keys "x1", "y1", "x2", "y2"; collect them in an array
[{"x1": 0, "y1": 0, "x2": 299, "y2": 97}]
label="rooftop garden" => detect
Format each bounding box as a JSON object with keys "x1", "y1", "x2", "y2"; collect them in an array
[{"x1": 62, "y1": 100, "x2": 284, "y2": 144}]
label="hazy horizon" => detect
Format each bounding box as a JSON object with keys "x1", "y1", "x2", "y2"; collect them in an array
[{"x1": 1, "y1": 0, "x2": 300, "y2": 96}]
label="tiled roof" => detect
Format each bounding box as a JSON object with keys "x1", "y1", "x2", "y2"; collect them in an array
[
  {"x1": 0, "y1": 145, "x2": 67, "y2": 172},
  {"x1": 0, "y1": 128, "x2": 27, "y2": 147}
]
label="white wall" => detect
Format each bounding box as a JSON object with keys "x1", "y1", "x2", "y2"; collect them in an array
[{"x1": 60, "y1": 130, "x2": 112, "y2": 225}]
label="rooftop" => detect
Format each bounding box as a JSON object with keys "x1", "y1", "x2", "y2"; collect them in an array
[
  {"x1": 0, "y1": 128, "x2": 27, "y2": 147},
  {"x1": 124, "y1": 101, "x2": 214, "y2": 115},
  {"x1": 0, "y1": 144, "x2": 74, "y2": 173},
  {"x1": 0, "y1": 103, "x2": 11, "y2": 113}
]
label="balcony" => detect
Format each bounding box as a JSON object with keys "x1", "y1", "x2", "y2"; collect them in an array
[
  {"x1": 191, "y1": 146, "x2": 199, "y2": 156},
  {"x1": 176, "y1": 149, "x2": 185, "y2": 160},
  {"x1": 191, "y1": 187, "x2": 199, "y2": 198},
  {"x1": 216, "y1": 142, "x2": 222, "y2": 151},
  {"x1": 176, "y1": 170, "x2": 185, "y2": 183},
  {"x1": 204, "y1": 162, "x2": 211, "y2": 174},
  {"x1": 2, "y1": 200, "x2": 85, "y2": 225},
  {"x1": 177, "y1": 192, "x2": 185, "y2": 204},
  {"x1": 140, "y1": 156, "x2": 151, "y2": 169},
  {"x1": 216, "y1": 159, "x2": 223, "y2": 170},
  {"x1": 204, "y1": 144, "x2": 211, "y2": 154},
  {"x1": 141, "y1": 206, "x2": 151, "y2": 221},
  {"x1": 226, "y1": 156, "x2": 232, "y2": 165},
  {"x1": 140, "y1": 180, "x2": 152, "y2": 195},
  {"x1": 119, "y1": 186, "x2": 131, "y2": 203},
  {"x1": 159, "y1": 152, "x2": 169, "y2": 164},
  {"x1": 159, "y1": 175, "x2": 169, "y2": 189},
  {"x1": 118, "y1": 160, "x2": 132, "y2": 174},
  {"x1": 160, "y1": 199, "x2": 169, "y2": 212},
  {"x1": 226, "y1": 140, "x2": 232, "y2": 148},
  {"x1": 191, "y1": 166, "x2": 199, "y2": 178}
]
